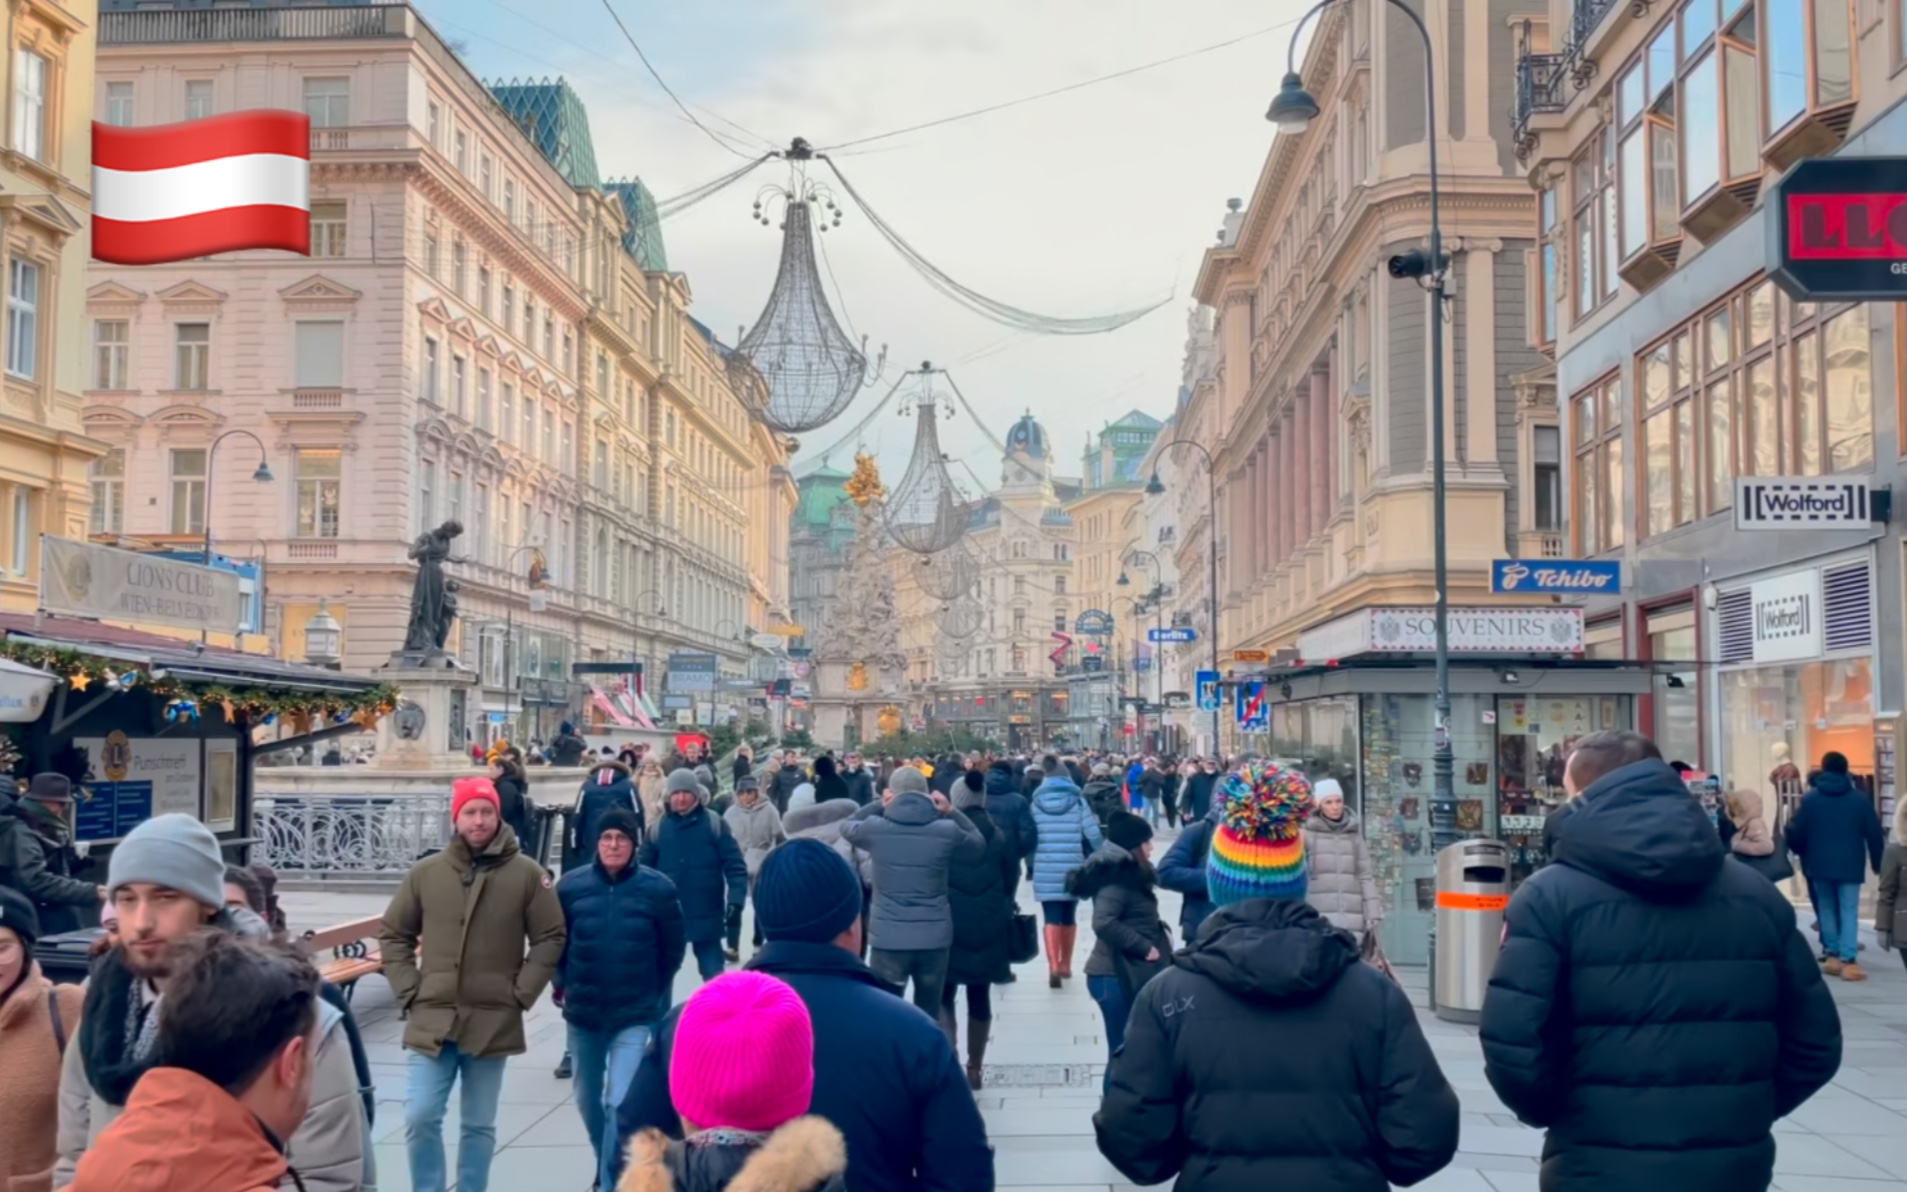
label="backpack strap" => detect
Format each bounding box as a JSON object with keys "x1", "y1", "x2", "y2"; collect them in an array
[{"x1": 47, "y1": 988, "x2": 67, "y2": 1055}]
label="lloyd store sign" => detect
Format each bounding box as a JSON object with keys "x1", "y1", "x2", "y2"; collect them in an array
[{"x1": 1747, "y1": 569, "x2": 1823, "y2": 663}]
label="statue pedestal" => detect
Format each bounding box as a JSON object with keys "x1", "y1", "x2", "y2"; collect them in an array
[{"x1": 373, "y1": 667, "x2": 481, "y2": 771}]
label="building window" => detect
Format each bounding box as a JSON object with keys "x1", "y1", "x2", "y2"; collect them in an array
[
  {"x1": 173, "y1": 322, "x2": 210, "y2": 390},
  {"x1": 1571, "y1": 128, "x2": 1618, "y2": 320},
  {"x1": 424, "y1": 336, "x2": 441, "y2": 402},
  {"x1": 562, "y1": 420, "x2": 575, "y2": 471},
  {"x1": 170, "y1": 449, "x2": 207, "y2": 535},
  {"x1": 473, "y1": 483, "x2": 490, "y2": 563},
  {"x1": 454, "y1": 129, "x2": 468, "y2": 174},
  {"x1": 90, "y1": 451, "x2": 125, "y2": 535},
  {"x1": 501, "y1": 279, "x2": 516, "y2": 336},
  {"x1": 499, "y1": 383, "x2": 515, "y2": 445},
  {"x1": 418, "y1": 458, "x2": 436, "y2": 532},
  {"x1": 544, "y1": 409, "x2": 556, "y2": 463},
  {"x1": 1055, "y1": 576, "x2": 1067, "y2": 595},
  {"x1": 1536, "y1": 186, "x2": 1559, "y2": 345},
  {"x1": 426, "y1": 100, "x2": 441, "y2": 147},
  {"x1": 476, "y1": 368, "x2": 492, "y2": 430},
  {"x1": 478, "y1": 265, "x2": 492, "y2": 319},
  {"x1": 184, "y1": 79, "x2": 214, "y2": 120},
  {"x1": 502, "y1": 177, "x2": 516, "y2": 222},
  {"x1": 452, "y1": 239, "x2": 467, "y2": 297},
  {"x1": 302, "y1": 77, "x2": 349, "y2": 128},
  {"x1": 5, "y1": 260, "x2": 39, "y2": 379},
  {"x1": 523, "y1": 393, "x2": 537, "y2": 453},
  {"x1": 12, "y1": 49, "x2": 47, "y2": 161},
  {"x1": 309, "y1": 201, "x2": 346, "y2": 257},
  {"x1": 543, "y1": 315, "x2": 555, "y2": 362},
  {"x1": 295, "y1": 449, "x2": 342, "y2": 538},
  {"x1": 8, "y1": 488, "x2": 30, "y2": 576},
  {"x1": 593, "y1": 440, "x2": 608, "y2": 488},
  {"x1": 1766, "y1": 0, "x2": 1852, "y2": 140},
  {"x1": 1532, "y1": 425, "x2": 1562, "y2": 532},
  {"x1": 480, "y1": 152, "x2": 493, "y2": 201},
  {"x1": 424, "y1": 224, "x2": 440, "y2": 278},
  {"x1": 451, "y1": 355, "x2": 467, "y2": 418},
  {"x1": 104, "y1": 81, "x2": 134, "y2": 127},
  {"x1": 1571, "y1": 375, "x2": 1625, "y2": 554},
  {"x1": 1635, "y1": 279, "x2": 1874, "y2": 542},
  {"x1": 596, "y1": 352, "x2": 609, "y2": 397},
  {"x1": 294, "y1": 320, "x2": 344, "y2": 388}
]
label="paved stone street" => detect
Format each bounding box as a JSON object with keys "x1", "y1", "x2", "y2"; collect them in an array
[{"x1": 283, "y1": 851, "x2": 1907, "y2": 1192}]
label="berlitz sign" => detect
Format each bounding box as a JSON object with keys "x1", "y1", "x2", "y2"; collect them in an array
[
  {"x1": 1768, "y1": 156, "x2": 1907, "y2": 302},
  {"x1": 1734, "y1": 477, "x2": 1873, "y2": 530}
]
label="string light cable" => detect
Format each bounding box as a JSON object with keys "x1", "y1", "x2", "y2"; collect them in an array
[{"x1": 595, "y1": 0, "x2": 765, "y2": 160}]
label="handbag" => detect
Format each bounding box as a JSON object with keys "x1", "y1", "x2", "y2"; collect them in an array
[
  {"x1": 1738, "y1": 836, "x2": 1795, "y2": 883},
  {"x1": 1007, "y1": 912, "x2": 1040, "y2": 964},
  {"x1": 1361, "y1": 929, "x2": 1401, "y2": 986}
]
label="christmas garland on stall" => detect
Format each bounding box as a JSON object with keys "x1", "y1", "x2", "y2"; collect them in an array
[{"x1": 0, "y1": 638, "x2": 400, "y2": 734}]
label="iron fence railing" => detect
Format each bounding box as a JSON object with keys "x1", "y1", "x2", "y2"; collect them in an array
[
  {"x1": 254, "y1": 793, "x2": 449, "y2": 879},
  {"x1": 101, "y1": 5, "x2": 405, "y2": 45},
  {"x1": 1569, "y1": 0, "x2": 1623, "y2": 56},
  {"x1": 1512, "y1": 52, "x2": 1570, "y2": 150}
]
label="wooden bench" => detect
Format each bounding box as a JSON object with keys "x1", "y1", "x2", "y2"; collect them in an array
[{"x1": 301, "y1": 916, "x2": 385, "y2": 1002}]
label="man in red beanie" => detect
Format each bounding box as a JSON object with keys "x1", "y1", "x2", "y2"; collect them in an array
[{"x1": 380, "y1": 775, "x2": 565, "y2": 1192}]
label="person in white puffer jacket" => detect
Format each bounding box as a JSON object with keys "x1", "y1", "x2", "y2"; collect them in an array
[
  {"x1": 721, "y1": 779, "x2": 785, "y2": 960},
  {"x1": 1301, "y1": 778, "x2": 1385, "y2": 937}
]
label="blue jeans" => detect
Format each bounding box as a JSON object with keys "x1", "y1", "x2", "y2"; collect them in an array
[
  {"x1": 405, "y1": 1042, "x2": 508, "y2": 1192},
  {"x1": 689, "y1": 937, "x2": 726, "y2": 982},
  {"x1": 1087, "y1": 974, "x2": 1130, "y2": 1093},
  {"x1": 1815, "y1": 878, "x2": 1863, "y2": 962},
  {"x1": 569, "y1": 1023, "x2": 651, "y2": 1191}
]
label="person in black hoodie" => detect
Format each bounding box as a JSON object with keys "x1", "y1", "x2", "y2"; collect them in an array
[
  {"x1": 1181, "y1": 758, "x2": 1220, "y2": 825},
  {"x1": 837, "y1": 754, "x2": 876, "y2": 806},
  {"x1": 811, "y1": 755, "x2": 852, "y2": 805},
  {"x1": 1080, "y1": 764, "x2": 1125, "y2": 827},
  {"x1": 1068, "y1": 812, "x2": 1170, "y2": 1092},
  {"x1": 981, "y1": 761, "x2": 1037, "y2": 895},
  {"x1": 1786, "y1": 749, "x2": 1887, "y2": 980},
  {"x1": 1481, "y1": 730, "x2": 1842, "y2": 1192},
  {"x1": 489, "y1": 754, "x2": 536, "y2": 861},
  {"x1": 940, "y1": 770, "x2": 1017, "y2": 1089},
  {"x1": 570, "y1": 756, "x2": 641, "y2": 868},
  {"x1": 1095, "y1": 767, "x2": 1458, "y2": 1192}
]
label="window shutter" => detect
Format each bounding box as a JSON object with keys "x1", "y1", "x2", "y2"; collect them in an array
[
  {"x1": 1822, "y1": 561, "x2": 1873, "y2": 654},
  {"x1": 1716, "y1": 588, "x2": 1753, "y2": 663}
]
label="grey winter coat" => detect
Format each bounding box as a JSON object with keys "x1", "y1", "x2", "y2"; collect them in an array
[
  {"x1": 783, "y1": 798, "x2": 874, "y2": 887},
  {"x1": 840, "y1": 793, "x2": 982, "y2": 951},
  {"x1": 724, "y1": 798, "x2": 786, "y2": 877},
  {"x1": 1303, "y1": 808, "x2": 1384, "y2": 936}
]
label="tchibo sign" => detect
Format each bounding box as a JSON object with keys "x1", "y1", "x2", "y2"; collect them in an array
[
  {"x1": 1749, "y1": 569, "x2": 1823, "y2": 663},
  {"x1": 1735, "y1": 478, "x2": 1872, "y2": 530}
]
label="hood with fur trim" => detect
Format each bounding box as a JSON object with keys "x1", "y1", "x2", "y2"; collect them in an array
[{"x1": 620, "y1": 1116, "x2": 847, "y2": 1192}]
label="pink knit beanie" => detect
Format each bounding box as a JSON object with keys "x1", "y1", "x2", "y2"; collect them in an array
[{"x1": 668, "y1": 971, "x2": 814, "y2": 1133}]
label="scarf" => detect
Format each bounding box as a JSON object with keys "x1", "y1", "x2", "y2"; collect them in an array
[
  {"x1": 78, "y1": 945, "x2": 165, "y2": 1107},
  {"x1": 16, "y1": 797, "x2": 70, "y2": 843}
]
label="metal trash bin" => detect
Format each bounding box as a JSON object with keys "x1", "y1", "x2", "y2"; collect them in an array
[{"x1": 1432, "y1": 839, "x2": 1510, "y2": 1023}]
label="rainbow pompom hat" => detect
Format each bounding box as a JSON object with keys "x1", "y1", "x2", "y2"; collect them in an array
[{"x1": 1207, "y1": 761, "x2": 1315, "y2": 907}]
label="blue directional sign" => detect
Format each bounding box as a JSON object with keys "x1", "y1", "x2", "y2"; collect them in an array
[
  {"x1": 1147, "y1": 626, "x2": 1197, "y2": 644},
  {"x1": 1235, "y1": 681, "x2": 1269, "y2": 731},
  {"x1": 1195, "y1": 670, "x2": 1220, "y2": 712},
  {"x1": 1491, "y1": 559, "x2": 1622, "y2": 595}
]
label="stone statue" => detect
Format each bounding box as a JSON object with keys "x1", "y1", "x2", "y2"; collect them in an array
[{"x1": 400, "y1": 520, "x2": 467, "y2": 662}]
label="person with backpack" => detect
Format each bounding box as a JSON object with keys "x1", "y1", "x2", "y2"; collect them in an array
[
  {"x1": 571, "y1": 755, "x2": 642, "y2": 870},
  {"x1": 642, "y1": 770, "x2": 748, "y2": 983},
  {"x1": 0, "y1": 885, "x2": 85, "y2": 1192}
]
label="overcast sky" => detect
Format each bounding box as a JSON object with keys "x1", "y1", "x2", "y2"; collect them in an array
[{"x1": 415, "y1": 0, "x2": 1311, "y2": 494}]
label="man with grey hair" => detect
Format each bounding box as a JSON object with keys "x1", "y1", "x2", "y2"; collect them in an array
[{"x1": 842, "y1": 766, "x2": 983, "y2": 1016}]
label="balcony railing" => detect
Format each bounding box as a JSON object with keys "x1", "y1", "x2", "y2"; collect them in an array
[
  {"x1": 254, "y1": 793, "x2": 448, "y2": 880},
  {"x1": 1569, "y1": 0, "x2": 1623, "y2": 59},
  {"x1": 1512, "y1": 52, "x2": 1570, "y2": 157},
  {"x1": 101, "y1": 5, "x2": 407, "y2": 45}
]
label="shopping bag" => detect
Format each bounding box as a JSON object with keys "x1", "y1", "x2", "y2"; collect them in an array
[{"x1": 1007, "y1": 913, "x2": 1040, "y2": 964}]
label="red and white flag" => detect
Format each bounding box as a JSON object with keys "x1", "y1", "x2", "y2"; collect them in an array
[{"x1": 93, "y1": 110, "x2": 311, "y2": 265}]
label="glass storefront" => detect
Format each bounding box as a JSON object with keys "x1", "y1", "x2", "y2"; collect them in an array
[
  {"x1": 1647, "y1": 605, "x2": 1701, "y2": 766},
  {"x1": 1718, "y1": 657, "x2": 1875, "y2": 822}
]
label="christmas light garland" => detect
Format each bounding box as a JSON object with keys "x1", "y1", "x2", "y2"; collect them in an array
[{"x1": 0, "y1": 639, "x2": 400, "y2": 732}]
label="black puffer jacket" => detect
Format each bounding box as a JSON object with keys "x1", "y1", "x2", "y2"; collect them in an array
[
  {"x1": 946, "y1": 806, "x2": 1017, "y2": 986},
  {"x1": 1080, "y1": 777, "x2": 1124, "y2": 826},
  {"x1": 1067, "y1": 842, "x2": 1169, "y2": 986},
  {"x1": 1481, "y1": 759, "x2": 1843, "y2": 1191},
  {"x1": 1095, "y1": 899, "x2": 1459, "y2": 1192},
  {"x1": 982, "y1": 764, "x2": 1037, "y2": 870},
  {"x1": 555, "y1": 860, "x2": 686, "y2": 1031}
]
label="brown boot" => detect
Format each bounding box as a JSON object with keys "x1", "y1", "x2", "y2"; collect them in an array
[
  {"x1": 1058, "y1": 925, "x2": 1079, "y2": 978},
  {"x1": 1841, "y1": 962, "x2": 1868, "y2": 982},
  {"x1": 1824, "y1": 958, "x2": 1845, "y2": 976},
  {"x1": 1044, "y1": 925, "x2": 1064, "y2": 988},
  {"x1": 966, "y1": 1021, "x2": 989, "y2": 1091}
]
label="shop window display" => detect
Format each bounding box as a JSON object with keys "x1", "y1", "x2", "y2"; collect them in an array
[
  {"x1": 1719, "y1": 658, "x2": 1874, "y2": 828},
  {"x1": 1495, "y1": 696, "x2": 1632, "y2": 885}
]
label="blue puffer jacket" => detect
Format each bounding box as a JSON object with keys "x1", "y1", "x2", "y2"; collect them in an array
[
  {"x1": 639, "y1": 806, "x2": 747, "y2": 943},
  {"x1": 1786, "y1": 770, "x2": 1886, "y2": 884},
  {"x1": 1157, "y1": 804, "x2": 1221, "y2": 936},
  {"x1": 555, "y1": 860, "x2": 686, "y2": 1031},
  {"x1": 1029, "y1": 776, "x2": 1103, "y2": 902}
]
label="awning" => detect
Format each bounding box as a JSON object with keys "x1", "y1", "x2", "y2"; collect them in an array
[{"x1": 0, "y1": 657, "x2": 58, "y2": 723}]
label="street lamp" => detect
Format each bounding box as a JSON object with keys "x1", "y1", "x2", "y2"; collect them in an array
[
  {"x1": 1121, "y1": 544, "x2": 1166, "y2": 720},
  {"x1": 1146, "y1": 439, "x2": 1220, "y2": 759},
  {"x1": 1271, "y1": 0, "x2": 1454, "y2": 849},
  {"x1": 202, "y1": 429, "x2": 273, "y2": 567},
  {"x1": 302, "y1": 598, "x2": 342, "y2": 669}
]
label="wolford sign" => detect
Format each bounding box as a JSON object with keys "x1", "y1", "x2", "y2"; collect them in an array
[
  {"x1": 1768, "y1": 156, "x2": 1907, "y2": 302},
  {"x1": 1297, "y1": 607, "x2": 1584, "y2": 661},
  {"x1": 1748, "y1": 569, "x2": 1823, "y2": 664}
]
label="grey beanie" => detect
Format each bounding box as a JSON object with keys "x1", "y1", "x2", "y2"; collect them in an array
[
  {"x1": 666, "y1": 768, "x2": 705, "y2": 798},
  {"x1": 888, "y1": 766, "x2": 929, "y2": 796},
  {"x1": 109, "y1": 813, "x2": 225, "y2": 909}
]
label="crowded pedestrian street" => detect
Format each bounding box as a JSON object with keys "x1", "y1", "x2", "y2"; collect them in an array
[{"x1": 275, "y1": 866, "x2": 1907, "y2": 1192}]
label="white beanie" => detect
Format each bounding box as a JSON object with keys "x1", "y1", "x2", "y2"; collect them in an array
[
  {"x1": 787, "y1": 782, "x2": 817, "y2": 811},
  {"x1": 108, "y1": 813, "x2": 225, "y2": 909},
  {"x1": 1313, "y1": 778, "x2": 1345, "y2": 801}
]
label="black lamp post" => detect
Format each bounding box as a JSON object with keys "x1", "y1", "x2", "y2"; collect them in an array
[
  {"x1": 1269, "y1": 0, "x2": 1455, "y2": 850},
  {"x1": 1146, "y1": 441, "x2": 1220, "y2": 759}
]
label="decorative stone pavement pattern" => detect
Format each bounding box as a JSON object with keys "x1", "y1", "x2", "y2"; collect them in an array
[{"x1": 281, "y1": 847, "x2": 1907, "y2": 1192}]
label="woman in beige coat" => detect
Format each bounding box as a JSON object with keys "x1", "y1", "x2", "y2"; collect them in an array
[
  {"x1": 1301, "y1": 779, "x2": 1384, "y2": 937},
  {"x1": 0, "y1": 888, "x2": 84, "y2": 1192},
  {"x1": 1725, "y1": 790, "x2": 1776, "y2": 857},
  {"x1": 1876, "y1": 800, "x2": 1907, "y2": 975},
  {"x1": 637, "y1": 756, "x2": 668, "y2": 834}
]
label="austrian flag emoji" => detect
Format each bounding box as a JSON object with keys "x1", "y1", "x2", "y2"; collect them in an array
[{"x1": 93, "y1": 110, "x2": 312, "y2": 265}]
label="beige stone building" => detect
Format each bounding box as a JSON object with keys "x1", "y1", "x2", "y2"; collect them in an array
[
  {"x1": 2, "y1": 0, "x2": 107, "y2": 612},
  {"x1": 88, "y1": 3, "x2": 790, "y2": 742}
]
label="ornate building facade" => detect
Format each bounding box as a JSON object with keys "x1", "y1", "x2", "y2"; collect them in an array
[
  {"x1": 88, "y1": 3, "x2": 790, "y2": 742},
  {"x1": 1, "y1": 0, "x2": 106, "y2": 612}
]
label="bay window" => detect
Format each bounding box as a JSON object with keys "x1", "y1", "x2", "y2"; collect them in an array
[
  {"x1": 1571, "y1": 376, "x2": 1625, "y2": 554},
  {"x1": 1763, "y1": 0, "x2": 1855, "y2": 168},
  {"x1": 1571, "y1": 130, "x2": 1618, "y2": 321}
]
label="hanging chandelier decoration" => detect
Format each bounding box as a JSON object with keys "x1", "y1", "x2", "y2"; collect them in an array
[
  {"x1": 884, "y1": 364, "x2": 971, "y2": 556},
  {"x1": 917, "y1": 542, "x2": 979, "y2": 602},
  {"x1": 727, "y1": 141, "x2": 885, "y2": 435},
  {"x1": 937, "y1": 594, "x2": 985, "y2": 639}
]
